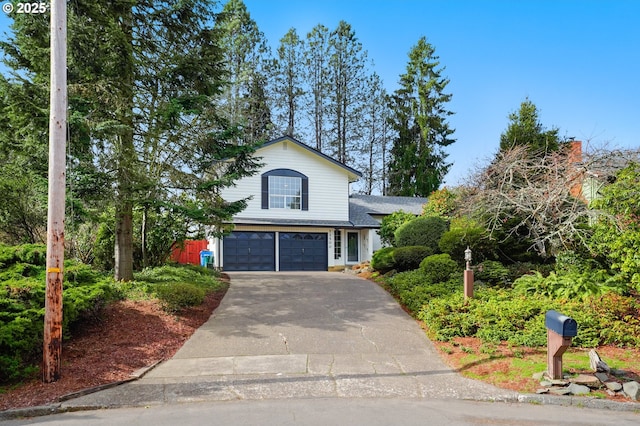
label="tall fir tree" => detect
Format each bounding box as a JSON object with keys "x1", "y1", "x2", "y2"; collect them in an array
[
  {"x1": 327, "y1": 21, "x2": 368, "y2": 164},
  {"x1": 271, "y1": 28, "x2": 306, "y2": 138},
  {"x1": 214, "y1": 0, "x2": 272, "y2": 144},
  {"x1": 304, "y1": 24, "x2": 331, "y2": 152},
  {"x1": 499, "y1": 98, "x2": 561, "y2": 155},
  {"x1": 387, "y1": 37, "x2": 455, "y2": 197}
]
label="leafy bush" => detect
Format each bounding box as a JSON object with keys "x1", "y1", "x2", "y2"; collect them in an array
[
  {"x1": 422, "y1": 187, "x2": 457, "y2": 218},
  {"x1": 513, "y1": 270, "x2": 625, "y2": 300},
  {"x1": 0, "y1": 247, "x2": 118, "y2": 384},
  {"x1": 589, "y1": 163, "x2": 640, "y2": 291},
  {"x1": 474, "y1": 260, "x2": 511, "y2": 288},
  {"x1": 420, "y1": 253, "x2": 459, "y2": 284},
  {"x1": 387, "y1": 269, "x2": 459, "y2": 314},
  {"x1": 417, "y1": 286, "x2": 640, "y2": 348},
  {"x1": 438, "y1": 217, "x2": 496, "y2": 264},
  {"x1": 395, "y1": 215, "x2": 449, "y2": 251},
  {"x1": 156, "y1": 282, "x2": 206, "y2": 313},
  {"x1": 371, "y1": 247, "x2": 396, "y2": 273},
  {"x1": 378, "y1": 210, "x2": 416, "y2": 246},
  {"x1": 392, "y1": 246, "x2": 433, "y2": 272}
]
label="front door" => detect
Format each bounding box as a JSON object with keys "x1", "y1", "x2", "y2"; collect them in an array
[{"x1": 347, "y1": 232, "x2": 359, "y2": 263}]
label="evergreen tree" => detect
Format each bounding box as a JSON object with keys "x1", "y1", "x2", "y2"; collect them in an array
[
  {"x1": 327, "y1": 21, "x2": 368, "y2": 164},
  {"x1": 271, "y1": 28, "x2": 305, "y2": 138},
  {"x1": 387, "y1": 37, "x2": 454, "y2": 197},
  {"x1": 304, "y1": 24, "x2": 331, "y2": 152},
  {"x1": 214, "y1": 0, "x2": 272, "y2": 143},
  {"x1": 0, "y1": 1, "x2": 260, "y2": 279},
  {"x1": 499, "y1": 98, "x2": 561, "y2": 155}
]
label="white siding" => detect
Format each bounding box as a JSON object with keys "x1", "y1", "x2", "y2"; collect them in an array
[{"x1": 221, "y1": 140, "x2": 353, "y2": 221}]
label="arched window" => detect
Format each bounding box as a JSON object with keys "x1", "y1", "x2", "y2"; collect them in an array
[{"x1": 261, "y1": 169, "x2": 308, "y2": 211}]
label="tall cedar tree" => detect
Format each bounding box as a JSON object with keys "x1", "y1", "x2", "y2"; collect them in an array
[
  {"x1": 387, "y1": 37, "x2": 455, "y2": 196},
  {"x1": 0, "y1": 1, "x2": 260, "y2": 280}
]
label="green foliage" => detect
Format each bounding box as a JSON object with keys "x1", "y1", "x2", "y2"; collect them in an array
[
  {"x1": 513, "y1": 270, "x2": 625, "y2": 300},
  {"x1": 156, "y1": 282, "x2": 206, "y2": 313},
  {"x1": 438, "y1": 217, "x2": 496, "y2": 263},
  {"x1": 589, "y1": 163, "x2": 640, "y2": 291},
  {"x1": 474, "y1": 260, "x2": 511, "y2": 288},
  {"x1": 422, "y1": 187, "x2": 457, "y2": 218},
  {"x1": 395, "y1": 215, "x2": 448, "y2": 251},
  {"x1": 387, "y1": 37, "x2": 455, "y2": 196},
  {"x1": 499, "y1": 98, "x2": 561, "y2": 155},
  {"x1": 416, "y1": 288, "x2": 639, "y2": 348},
  {"x1": 370, "y1": 247, "x2": 396, "y2": 273},
  {"x1": 0, "y1": 245, "x2": 118, "y2": 384},
  {"x1": 419, "y1": 253, "x2": 459, "y2": 284},
  {"x1": 387, "y1": 269, "x2": 459, "y2": 314},
  {"x1": 392, "y1": 246, "x2": 433, "y2": 272},
  {"x1": 378, "y1": 210, "x2": 416, "y2": 246}
]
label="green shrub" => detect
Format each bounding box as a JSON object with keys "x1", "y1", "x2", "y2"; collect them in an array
[
  {"x1": 392, "y1": 246, "x2": 433, "y2": 272},
  {"x1": 371, "y1": 247, "x2": 396, "y2": 273},
  {"x1": 387, "y1": 269, "x2": 460, "y2": 314},
  {"x1": 378, "y1": 210, "x2": 417, "y2": 246},
  {"x1": 420, "y1": 253, "x2": 459, "y2": 284},
  {"x1": 156, "y1": 282, "x2": 206, "y2": 313},
  {"x1": 513, "y1": 270, "x2": 625, "y2": 300},
  {"x1": 395, "y1": 216, "x2": 449, "y2": 251},
  {"x1": 438, "y1": 217, "x2": 496, "y2": 264},
  {"x1": 474, "y1": 260, "x2": 511, "y2": 287}
]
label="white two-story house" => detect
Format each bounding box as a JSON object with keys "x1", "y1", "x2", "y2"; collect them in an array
[{"x1": 210, "y1": 136, "x2": 426, "y2": 271}]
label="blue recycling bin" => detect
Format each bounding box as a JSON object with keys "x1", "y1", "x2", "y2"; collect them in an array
[{"x1": 200, "y1": 250, "x2": 213, "y2": 268}]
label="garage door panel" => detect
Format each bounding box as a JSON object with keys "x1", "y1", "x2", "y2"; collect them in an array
[
  {"x1": 279, "y1": 232, "x2": 327, "y2": 271},
  {"x1": 223, "y1": 232, "x2": 275, "y2": 271}
]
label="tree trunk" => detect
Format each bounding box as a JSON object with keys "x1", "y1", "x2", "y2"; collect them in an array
[{"x1": 114, "y1": 201, "x2": 134, "y2": 281}]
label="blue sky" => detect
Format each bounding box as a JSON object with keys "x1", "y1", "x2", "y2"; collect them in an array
[
  {"x1": 243, "y1": 0, "x2": 640, "y2": 185},
  {"x1": 1, "y1": 1, "x2": 639, "y2": 185}
]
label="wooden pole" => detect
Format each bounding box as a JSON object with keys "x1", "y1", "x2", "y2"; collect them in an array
[{"x1": 43, "y1": 0, "x2": 67, "y2": 383}]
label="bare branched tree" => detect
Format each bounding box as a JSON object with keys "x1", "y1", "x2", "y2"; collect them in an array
[{"x1": 462, "y1": 144, "x2": 597, "y2": 257}]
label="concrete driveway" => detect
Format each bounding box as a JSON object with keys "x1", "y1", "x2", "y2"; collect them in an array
[{"x1": 62, "y1": 272, "x2": 518, "y2": 407}]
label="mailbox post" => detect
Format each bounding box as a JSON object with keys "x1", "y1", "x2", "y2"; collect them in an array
[{"x1": 545, "y1": 310, "x2": 578, "y2": 380}]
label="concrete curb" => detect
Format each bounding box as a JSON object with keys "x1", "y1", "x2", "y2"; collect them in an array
[{"x1": 2, "y1": 386, "x2": 639, "y2": 421}]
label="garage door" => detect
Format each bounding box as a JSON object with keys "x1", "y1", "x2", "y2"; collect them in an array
[
  {"x1": 223, "y1": 232, "x2": 275, "y2": 271},
  {"x1": 279, "y1": 232, "x2": 327, "y2": 271}
]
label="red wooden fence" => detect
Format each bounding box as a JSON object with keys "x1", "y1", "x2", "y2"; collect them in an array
[{"x1": 170, "y1": 240, "x2": 209, "y2": 265}]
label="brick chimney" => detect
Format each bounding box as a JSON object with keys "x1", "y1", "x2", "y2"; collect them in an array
[{"x1": 568, "y1": 140, "x2": 582, "y2": 164}]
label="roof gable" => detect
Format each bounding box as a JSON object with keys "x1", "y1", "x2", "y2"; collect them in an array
[{"x1": 257, "y1": 136, "x2": 362, "y2": 181}]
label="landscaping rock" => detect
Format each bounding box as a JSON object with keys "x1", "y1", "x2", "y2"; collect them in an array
[
  {"x1": 567, "y1": 383, "x2": 591, "y2": 395},
  {"x1": 595, "y1": 372, "x2": 609, "y2": 383},
  {"x1": 622, "y1": 381, "x2": 640, "y2": 401},
  {"x1": 605, "y1": 382, "x2": 623, "y2": 392},
  {"x1": 570, "y1": 374, "x2": 600, "y2": 387},
  {"x1": 549, "y1": 387, "x2": 572, "y2": 396},
  {"x1": 589, "y1": 349, "x2": 610, "y2": 373}
]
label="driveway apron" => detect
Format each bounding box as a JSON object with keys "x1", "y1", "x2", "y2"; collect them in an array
[{"x1": 63, "y1": 272, "x2": 518, "y2": 408}]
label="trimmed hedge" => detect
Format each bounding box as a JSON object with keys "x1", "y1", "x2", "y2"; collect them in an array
[
  {"x1": 393, "y1": 246, "x2": 433, "y2": 272},
  {"x1": 371, "y1": 247, "x2": 396, "y2": 273},
  {"x1": 395, "y1": 216, "x2": 448, "y2": 252}
]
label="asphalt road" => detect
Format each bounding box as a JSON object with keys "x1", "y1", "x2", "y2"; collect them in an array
[{"x1": 3, "y1": 398, "x2": 639, "y2": 425}]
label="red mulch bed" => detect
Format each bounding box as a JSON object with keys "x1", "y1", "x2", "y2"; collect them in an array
[{"x1": 0, "y1": 286, "x2": 227, "y2": 412}]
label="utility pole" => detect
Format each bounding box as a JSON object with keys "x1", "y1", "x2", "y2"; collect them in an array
[{"x1": 43, "y1": 0, "x2": 67, "y2": 383}]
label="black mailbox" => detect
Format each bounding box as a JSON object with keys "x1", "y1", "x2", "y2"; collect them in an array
[{"x1": 545, "y1": 310, "x2": 577, "y2": 337}]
